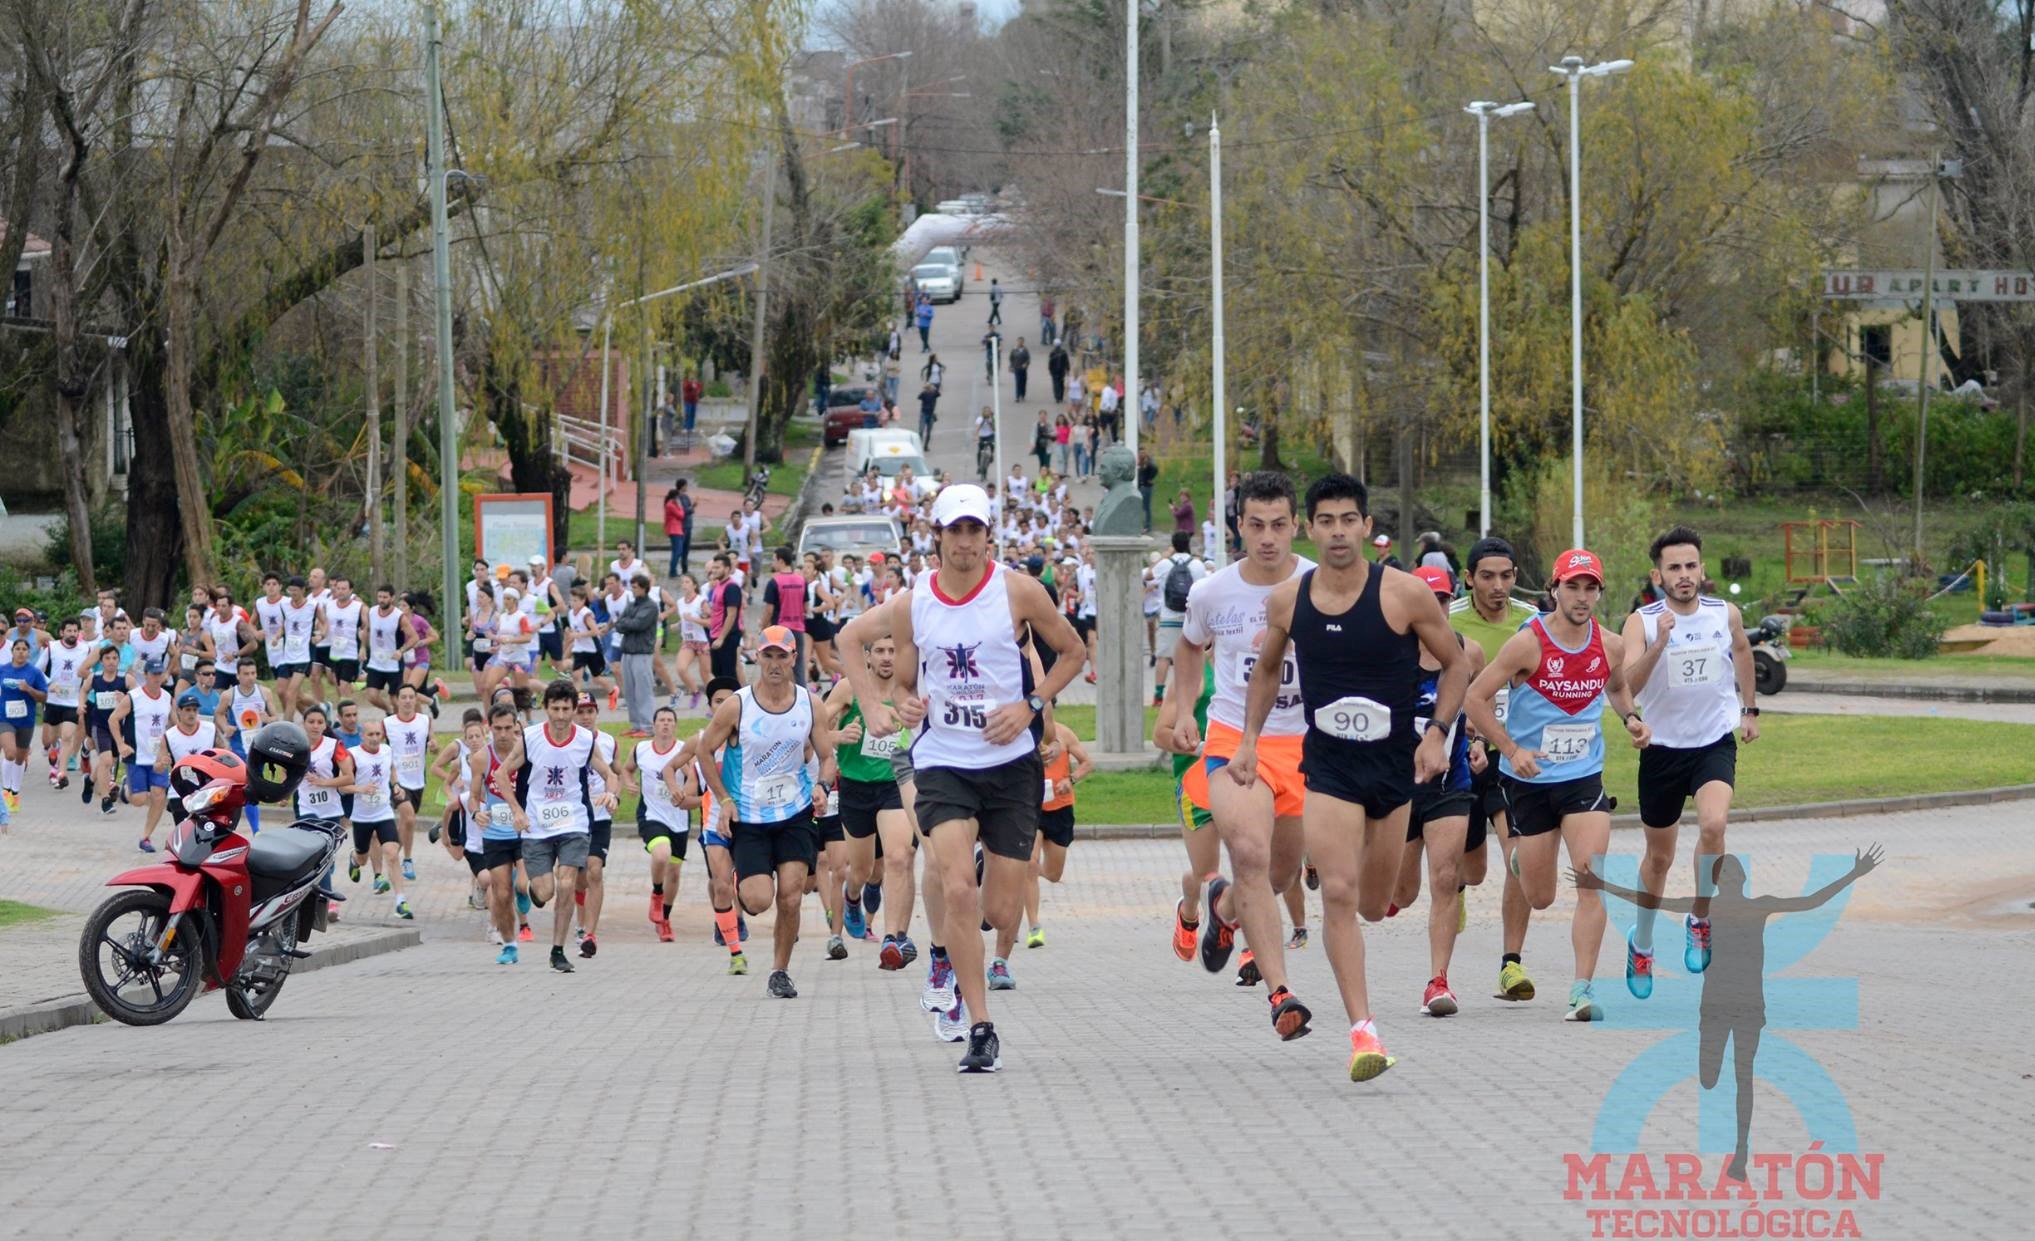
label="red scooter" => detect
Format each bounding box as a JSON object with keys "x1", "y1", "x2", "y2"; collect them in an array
[{"x1": 79, "y1": 726, "x2": 337, "y2": 1025}]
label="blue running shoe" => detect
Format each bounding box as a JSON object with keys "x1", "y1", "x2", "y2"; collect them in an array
[
  {"x1": 401, "y1": 859, "x2": 417, "y2": 882},
  {"x1": 738, "y1": 914, "x2": 749, "y2": 943},
  {"x1": 497, "y1": 944, "x2": 518, "y2": 965},
  {"x1": 862, "y1": 881, "x2": 882, "y2": 916},
  {"x1": 921, "y1": 956, "x2": 955, "y2": 1012},
  {"x1": 1684, "y1": 916, "x2": 1712, "y2": 974},
  {"x1": 515, "y1": 888, "x2": 532, "y2": 917},
  {"x1": 843, "y1": 900, "x2": 868, "y2": 941},
  {"x1": 1625, "y1": 934, "x2": 1655, "y2": 1000},
  {"x1": 987, "y1": 958, "x2": 1015, "y2": 990},
  {"x1": 898, "y1": 936, "x2": 919, "y2": 968}
]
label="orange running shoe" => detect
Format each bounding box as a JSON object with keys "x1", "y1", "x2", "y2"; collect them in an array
[
  {"x1": 655, "y1": 919, "x2": 674, "y2": 943},
  {"x1": 1171, "y1": 900, "x2": 1199, "y2": 962},
  {"x1": 1234, "y1": 949, "x2": 1260, "y2": 988},
  {"x1": 1269, "y1": 987, "x2": 1313, "y2": 1041},
  {"x1": 1348, "y1": 1026, "x2": 1396, "y2": 1082}
]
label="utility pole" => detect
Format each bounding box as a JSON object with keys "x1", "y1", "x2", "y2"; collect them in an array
[
  {"x1": 1122, "y1": 0, "x2": 1140, "y2": 459},
  {"x1": 743, "y1": 142, "x2": 777, "y2": 472},
  {"x1": 394, "y1": 253, "x2": 410, "y2": 592},
  {"x1": 1911, "y1": 153, "x2": 1944, "y2": 569},
  {"x1": 1209, "y1": 113, "x2": 1226, "y2": 554},
  {"x1": 428, "y1": 0, "x2": 461, "y2": 664},
  {"x1": 635, "y1": 314, "x2": 653, "y2": 552},
  {"x1": 363, "y1": 222, "x2": 384, "y2": 585}
]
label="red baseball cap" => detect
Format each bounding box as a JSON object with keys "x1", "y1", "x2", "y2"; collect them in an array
[
  {"x1": 1413, "y1": 565, "x2": 1454, "y2": 596},
  {"x1": 1551, "y1": 548, "x2": 1605, "y2": 586},
  {"x1": 758, "y1": 625, "x2": 798, "y2": 654}
]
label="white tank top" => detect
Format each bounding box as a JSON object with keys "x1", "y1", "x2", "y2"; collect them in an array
[
  {"x1": 385, "y1": 711, "x2": 432, "y2": 790},
  {"x1": 228, "y1": 684, "x2": 269, "y2": 743},
  {"x1": 635, "y1": 738, "x2": 686, "y2": 830},
  {"x1": 1634, "y1": 598, "x2": 1739, "y2": 749},
  {"x1": 325, "y1": 598, "x2": 365, "y2": 661},
  {"x1": 297, "y1": 736, "x2": 344, "y2": 819},
  {"x1": 42, "y1": 639, "x2": 91, "y2": 707},
  {"x1": 587, "y1": 729, "x2": 617, "y2": 824},
  {"x1": 569, "y1": 606, "x2": 600, "y2": 654},
  {"x1": 908, "y1": 562, "x2": 1035, "y2": 771},
  {"x1": 207, "y1": 612, "x2": 243, "y2": 663},
  {"x1": 521, "y1": 722, "x2": 594, "y2": 838},
  {"x1": 350, "y1": 745, "x2": 397, "y2": 823},
  {"x1": 279, "y1": 599, "x2": 317, "y2": 664},
  {"x1": 130, "y1": 628, "x2": 171, "y2": 665},
  {"x1": 129, "y1": 686, "x2": 174, "y2": 767},
  {"x1": 725, "y1": 685, "x2": 814, "y2": 824},
  {"x1": 366, "y1": 606, "x2": 405, "y2": 671},
  {"x1": 164, "y1": 720, "x2": 216, "y2": 765},
  {"x1": 1180, "y1": 556, "x2": 1315, "y2": 737}
]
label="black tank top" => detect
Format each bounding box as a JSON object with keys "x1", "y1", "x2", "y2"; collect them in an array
[
  {"x1": 1291, "y1": 567, "x2": 1420, "y2": 747},
  {"x1": 87, "y1": 671, "x2": 125, "y2": 729}
]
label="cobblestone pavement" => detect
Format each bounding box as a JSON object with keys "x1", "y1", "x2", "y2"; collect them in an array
[{"x1": 3, "y1": 778, "x2": 2030, "y2": 1239}]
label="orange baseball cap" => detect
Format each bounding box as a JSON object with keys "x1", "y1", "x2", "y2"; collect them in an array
[
  {"x1": 1413, "y1": 565, "x2": 1454, "y2": 596},
  {"x1": 758, "y1": 625, "x2": 797, "y2": 654},
  {"x1": 1551, "y1": 548, "x2": 1605, "y2": 585}
]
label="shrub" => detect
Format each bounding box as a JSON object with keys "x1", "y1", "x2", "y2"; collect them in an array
[
  {"x1": 39, "y1": 499, "x2": 129, "y2": 586},
  {"x1": 1820, "y1": 572, "x2": 1947, "y2": 659},
  {"x1": 1506, "y1": 454, "x2": 1664, "y2": 623}
]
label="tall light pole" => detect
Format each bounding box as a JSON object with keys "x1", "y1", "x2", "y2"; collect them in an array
[
  {"x1": 1912, "y1": 154, "x2": 1959, "y2": 566},
  {"x1": 1549, "y1": 55, "x2": 1631, "y2": 547},
  {"x1": 426, "y1": 1, "x2": 460, "y2": 668},
  {"x1": 1464, "y1": 99, "x2": 1535, "y2": 538},
  {"x1": 1123, "y1": 0, "x2": 1140, "y2": 459},
  {"x1": 744, "y1": 142, "x2": 777, "y2": 472},
  {"x1": 842, "y1": 50, "x2": 910, "y2": 137},
  {"x1": 1209, "y1": 113, "x2": 1226, "y2": 555}
]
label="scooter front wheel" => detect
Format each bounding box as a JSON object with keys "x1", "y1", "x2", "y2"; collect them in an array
[{"x1": 78, "y1": 889, "x2": 207, "y2": 1026}]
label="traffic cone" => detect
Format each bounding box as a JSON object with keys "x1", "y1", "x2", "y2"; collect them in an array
[{"x1": 973, "y1": 260, "x2": 984, "y2": 281}]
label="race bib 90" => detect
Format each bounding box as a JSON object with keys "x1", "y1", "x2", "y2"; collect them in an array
[
  {"x1": 1539, "y1": 722, "x2": 1595, "y2": 764},
  {"x1": 1313, "y1": 696, "x2": 1391, "y2": 743}
]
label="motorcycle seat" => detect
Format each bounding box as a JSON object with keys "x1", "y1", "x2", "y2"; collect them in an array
[{"x1": 247, "y1": 826, "x2": 329, "y2": 881}]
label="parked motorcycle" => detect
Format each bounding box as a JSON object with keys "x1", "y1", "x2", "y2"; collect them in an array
[
  {"x1": 1751, "y1": 614, "x2": 1791, "y2": 695},
  {"x1": 78, "y1": 723, "x2": 331, "y2": 1026}
]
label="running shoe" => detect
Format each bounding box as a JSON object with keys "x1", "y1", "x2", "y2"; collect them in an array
[
  {"x1": 428, "y1": 824, "x2": 441, "y2": 844},
  {"x1": 897, "y1": 937, "x2": 918, "y2": 967},
  {"x1": 713, "y1": 920, "x2": 725, "y2": 947},
  {"x1": 1685, "y1": 915, "x2": 1713, "y2": 975},
  {"x1": 396, "y1": 898, "x2": 414, "y2": 921},
  {"x1": 862, "y1": 881, "x2": 882, "y2": 916},
  {"x1": 1421, "y1": 975, "x2": 1458, "y2": 1017},
  {"x1": 1305, "y1": 864, "x2": 1320, "y2": 891},
  {"x1": 1172, "y1": 900, "x2": 1199, "y2": 962},
  {"x1": 2, "y1": 790, "x2": 16, "y2": 813},
  {"x1": 1626, "y1": 935, "x2": 1655, "y2": 1000},
  {"x1": 1496, "y1": 960, "x2": 1536, "y2": 1001},
  {"x1": 933, "y1": 994, "x2": 969, "y2": 1043},
  {"x1": 497, "y1": 944, "x2": 518, "y2": 965},
  {"x1": 655, "y1": 920, "x2": 674, "y2": 943},
  {"x1": 649, "y1": 893, "x2": 663, "y2": 923},
  {"x1": 827, "y1": 934, "x2": 848, "y2": 961},
  {"x1": 550, "y1": 946, "x2": 575, "y2": 973},
  {"x1": 1025, "y1": 927, "x2": 1045, "y2": 950},
  {"x1": 515, "y1": 889, "x2": 532, "y2": 918},
  {"x1": 347, "y1": 860, "x2": 361, "y2": 883},
  {"x1": 879, "y1": 935, "x2": 906, "y2": 971},
  {"x1": 373, "y1": 875, "x2": 391, "y2": 894},
  {"x1": 958, "y1": 1021, "x2": 1001, "y2": 1073},
  {"x1": 728, "y1": 952, "x2": 749, "y2": 975},
  {"x1": 987, "y1": 958, "x2": 1015, "y2": 990},
  {"x1": 518, "y1": 923, "x2": 534, "y2": 942},
  {"x1": 843, "y1": 900, "x2": 868, "y2": 941},
  {"x1": 922, "y1": 957, "x2": 956, "y2": 1012},
  {"x1": 1564, "y1": 980, "x2": 1602, "y2": 1022},
  {"x1": 1234, "y1": 949, "x2": 1260, "y2": 988},
  {"x1": 1286, "y1": 927, "x2": 1309, "y2": 951},
  {"x1": 1198, "y1": 877, "x2": 1237, "y2": 972},
  {"x1": 489, "y1": 927, "x2": 503, "y2": 946},
  {"x1": 102, "y1": 796, "x2": 117, "y2": 815},
  {"x1": 1348, "y1": 1026, "x2": 1396, "y2": 1082},
  {"x1": 468, "y1": 889, "x2": 485, "y2": 911},
  {"x1": 1269, "y1": 986, "x2": 1313, "y2": 1041},
  {"x1": 579, "y1": 934, "x2": 598, "y2": 959},
  {"x1": 1458, "y1": 889, "x2": 1469, "y2": 934},
  {"x1": 738, "y1": 914, "x2": 749, "y2": 943},
  {"x1": 607, "y1": 687, "x2": 619, "y2": 711},
  {"x1": 401, "y1": 859, "x2": 417, "y2": 882},
  {"x1": 137, "y1": 838, "x2": 156, "y2": 853},
  {"x1": 768, "y1": 970, "x2": 798, "y2": 999}
]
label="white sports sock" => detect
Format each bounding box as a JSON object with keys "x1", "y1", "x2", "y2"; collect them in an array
[{"x1": 1350, "y1": 1018, "x2": 1377, "y2": 1038}]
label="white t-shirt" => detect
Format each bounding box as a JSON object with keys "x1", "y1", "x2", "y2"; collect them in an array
[
  {"x1": 1155, "y1": 552, "x2": 1211, "y2": 623},
  {"x1": 1181, "y1": 555, "x2": 1315, "y2": 736}
]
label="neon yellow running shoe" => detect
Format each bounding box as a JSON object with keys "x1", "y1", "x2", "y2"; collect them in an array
[
  {"x1": 1457, "y1": 890, "x2": 1468, "y2": 934},
  {"x1": 1496, "y1": 960, "x2": 1536, "y2": 1001},
  {"x1": 728, "y1": 952, "x2": 749, "y2": 976},
  {"x1": 1025, "y1": 927, "x2": 1045, "y2": 949}
]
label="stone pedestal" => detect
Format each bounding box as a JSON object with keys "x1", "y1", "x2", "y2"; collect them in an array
[{"x1": 1089, "y1": 534, "x2": 1160, "y2": 767}]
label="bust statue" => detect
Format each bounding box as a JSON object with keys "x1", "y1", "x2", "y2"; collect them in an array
[{"x1": 1090, "y1": 444, "x2": 1143, "y2": 535}]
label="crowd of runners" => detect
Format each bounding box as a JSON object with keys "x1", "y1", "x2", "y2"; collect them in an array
[{"x1": 0, "y1": 471, "x2": 1760, "y2": 1080}]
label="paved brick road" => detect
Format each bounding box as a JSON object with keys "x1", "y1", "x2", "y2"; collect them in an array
[{"x1": 3, "y1": 780, "x2": 2029, "y2": 1239}]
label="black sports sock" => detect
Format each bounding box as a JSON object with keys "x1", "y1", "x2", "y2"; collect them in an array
[
  {"x1": 653, "y1": 883, "x2": 664, "y2": 896},
  {"x1": 1502, "y1": 952, "x2": 1521, "y2": 966}
]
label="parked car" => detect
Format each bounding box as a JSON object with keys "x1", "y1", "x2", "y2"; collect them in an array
[
  {"x1": 797, "y1": 514, "x2": 904, "y2": 565},
  {"x1": 912, "y1": 262, "x2": 959, "y2": 304},
  {"x1": 925, "y1": 245, "x2": 961, "y2": 268},
  {"x1": 823, "y1": 386, "x2": 881, "y2": 446}
]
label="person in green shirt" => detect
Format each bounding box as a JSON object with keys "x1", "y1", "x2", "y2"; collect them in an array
[
  {"x1": 823, "y1": 637, "x2": 920, "y2": 969},
  {"x1": 1447, "y1": 535, "x2": 1544, "y2": 1004},
  {"x1": 1155, "y1": 656, "x2": 1217, "y2": 962}
]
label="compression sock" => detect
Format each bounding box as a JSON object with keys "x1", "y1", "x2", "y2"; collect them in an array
[{"x1": 714, "y1": 906, "x2": 742, "y2": 955}]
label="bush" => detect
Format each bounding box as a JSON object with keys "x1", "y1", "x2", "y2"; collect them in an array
[
  {"x1": 39, "y1": 499, "x2": 129, "y2": 585},
  {"x1": 1819, "y1": 573, "x2": 1947, "y2": 659},
  {"x1": 1505, "y1": 454, "x2": 1664, "y2": 623},
  {"x1": 0, "y1": 564, "x2": 91, "y2": 624}
]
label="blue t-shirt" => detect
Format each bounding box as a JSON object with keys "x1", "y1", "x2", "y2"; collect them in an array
[
  {"x1": 333, "y1": 727, "x2": 365, "y2": 750},
  {"x1": 0, "y1": 663, "x2": 50, "y2": 726},
  {"x1": 187, "y1": 684, "x2": 222, "y2": 719}
]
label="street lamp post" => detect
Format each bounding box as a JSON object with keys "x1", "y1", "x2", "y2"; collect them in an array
[
  {"x1": 426, "y1": 1, "x2": 461, "y2": 671},
  {"x1": 1209, "y1": 113, "x2": 1226, "y2": 555},
  {"x1": 1549, "y1": 55, "x2": 1631, "y2": 547},
  {"x1": 1123, "y1": 0, "x2": 1140, "y2": 459},
  {"x1": 1464, "y1": 99, "x2": 1535, "y2": 538},
  {"x1": 843, "y1": 50, "x2": 910, "y2": 137}
]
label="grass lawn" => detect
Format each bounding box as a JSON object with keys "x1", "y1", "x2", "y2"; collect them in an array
[
  {"x1": 1790, "y1": 647, "x2": 2035, "y2": 682},
  {"x1": 559, "y1": 422, "x2": 820, "y2": 554},
  {"x1": 0, "y1": 900, "x2": 60, "y2": 930}
]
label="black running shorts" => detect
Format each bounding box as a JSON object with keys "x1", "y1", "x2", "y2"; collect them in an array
[
  {"x1": 1408, "y1": 781, "x2": 1484, "y2": 851},
  {"x1": 838, "y1": 776, "x2": 902, "y2": 839},
  {"x1": 1499, "y1": 773, "x2": 1610, "y2": 838},
  {"x1": 731, "y1": 809, "x2": 818, "y2": 881},
  {"x1": 914, "y1": 753, "x2": 1042, "y2": 861},
  {"x1": 1637, "y1": 733, "x2": 1737, "y2": 829},
  {"x1": 1300, "y1": 732, "x2": 1416, "y2": 821},
  {"x1": 1038, "y1": 804, "x2": 1075, "y2": 849}
]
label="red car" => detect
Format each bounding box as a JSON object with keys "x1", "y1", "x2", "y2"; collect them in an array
[{"x1": 823, "y1": 386, "x2": 881, "y2": 446}]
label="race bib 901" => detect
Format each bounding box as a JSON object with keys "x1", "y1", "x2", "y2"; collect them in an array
[{"x1": 1313, "y1": 696, "x2": 1391, "y2": 743}]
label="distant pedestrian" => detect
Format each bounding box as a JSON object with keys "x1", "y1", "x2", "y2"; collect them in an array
[
  {"x1": 915, "y1": 295, "x2": 934, "y2": 351},
  {"x1": 1047, "y1": 341, "x2": 1070, "y2": 404},
  {"x1": 987, "y1": 277, "x2": 1004, "y2": 325},
  {"x1": 1171, "y1": 488, "x2": 1195, "y2": 535},
  {"x1": 1009, "y1": 338, "x2": 1031, "y2": 403},
  {"x1": 917, "y1": 382, "x2": 940, "y2": 446},
  {"x1": 921, "y1": 353, "x2": 944, "y2": 393},
  {"x1": 681, "y1": 372, "x2": 702, "y2": 433},
  {"x1": 1136, "y1": 449, "x2": 1158, "y2": 532},
  {"x1": 1038, "y1": 293, "x2": 1056, "y2": 346},
  {"x1": 663, "y1": 486, "x2": 688, "y2": 578},
  {"x1": 1033, "y1": 411, "x2": 1053, "y2": 471}
]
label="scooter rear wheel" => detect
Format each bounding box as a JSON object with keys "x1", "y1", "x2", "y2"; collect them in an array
[{"x1": 78, "y1": 889, "x2": 207, "y2": 1026}]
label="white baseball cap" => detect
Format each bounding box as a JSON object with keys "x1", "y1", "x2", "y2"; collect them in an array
[{"x1": 931, "y1": 482, "x2": 993, "y2": 528}]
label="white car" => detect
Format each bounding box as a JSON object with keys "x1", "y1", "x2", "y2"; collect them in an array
[
  {"x1": 912, "y1": 262, "x2": 959, "y2": 303},
  {"x1": 797, "y1": 514, "x2": 903, "y2": 565}
]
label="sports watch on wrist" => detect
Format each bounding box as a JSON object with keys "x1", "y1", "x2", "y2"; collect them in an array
[{"x1": 1026, "y1": 694, "x2": 1046, "y2": 714}]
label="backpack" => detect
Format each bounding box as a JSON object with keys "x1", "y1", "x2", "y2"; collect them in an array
[{"x1": 1163, "y1": 555, "x2": 1195, "y2": 613}]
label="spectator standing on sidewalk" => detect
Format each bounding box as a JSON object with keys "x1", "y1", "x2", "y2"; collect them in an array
[
  {"x1": 612, "y1": 575, "x2": 660, "y2": 734},
  {"x1": 1039, "y1": 293, "x2": 1056, "y2": 345},
  {"x1": 663, "y1": 486, "x2": 689, "y2": 579},
  {"x1": 681, "y1": 373, "x2": 703, "y2": 434},
  {"x1": 1009, "y1": 338, "x2": 1031, "y2": 403},
  {"x1": 1136, "y1": 448, "x2": 1159, "y2": 532}
]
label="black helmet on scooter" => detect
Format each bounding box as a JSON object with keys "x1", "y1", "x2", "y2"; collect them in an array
[{"x1": 245, "y1": 721, "x2": 312, "y2": 804}]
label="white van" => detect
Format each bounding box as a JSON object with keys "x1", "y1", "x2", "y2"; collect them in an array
[{"x1": 848, "y1": 428, "x2": 927, "y2": 479}]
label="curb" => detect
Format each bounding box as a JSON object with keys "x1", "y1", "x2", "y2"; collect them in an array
[
  {"x1": 1067, "y1": 782, "x2": 2035, "y2": 841},
  {"x1": 1785, "y1": 677, "x2": 2035, "y2": 705},
  {"x1": 0, "y1": 926, "x2": 423, "y2": 1046}
]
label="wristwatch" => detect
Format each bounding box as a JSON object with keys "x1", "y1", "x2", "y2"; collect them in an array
[
  {"x1": 1741, "y1": 706, "x2": 1760, "y2": 717},
  {"x1": 1423, "y1": 718, "x2": 1450, "y2": 739},
  {"x1": 1026, "y1": 694, "x2": 1046, "y2": 714}
]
